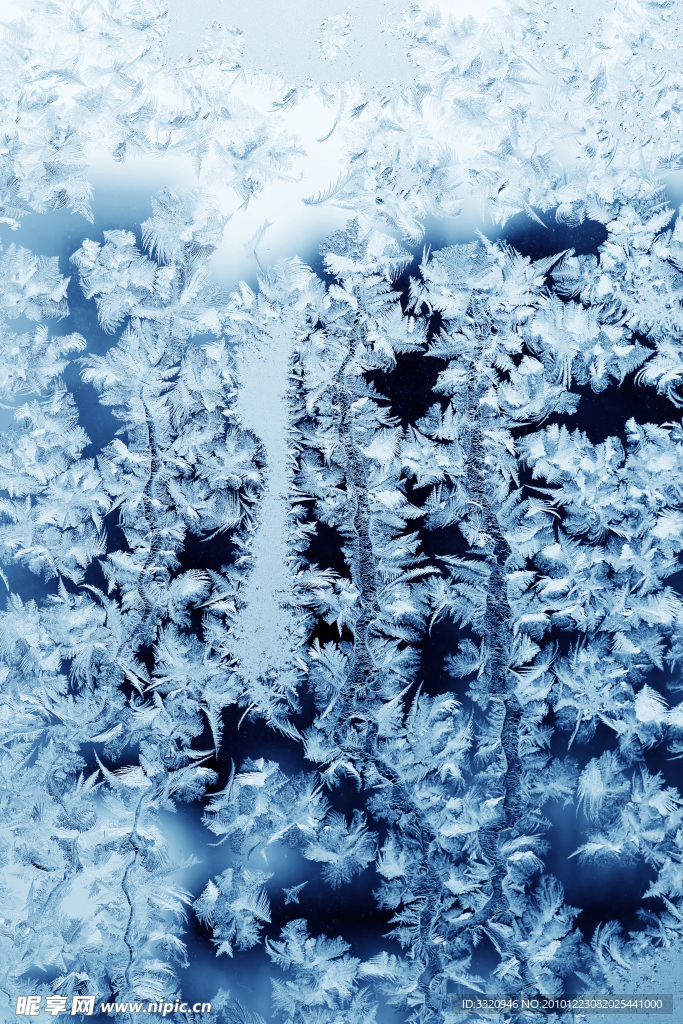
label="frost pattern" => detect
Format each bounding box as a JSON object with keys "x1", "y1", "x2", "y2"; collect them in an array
[
  {"x1": 1, "y1": 189, "x2": 683, "y2": 1020},
  {"x1": 3, "y1": 0, "x2": 683, "y2": 1022},
  {"x1": 318, "y1": 15, "x2": 352, "y2": 61}
]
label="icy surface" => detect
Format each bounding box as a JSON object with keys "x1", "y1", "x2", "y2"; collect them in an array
[{"x1": 2, "y1": 1, "x2": 683, "y2": 1022}]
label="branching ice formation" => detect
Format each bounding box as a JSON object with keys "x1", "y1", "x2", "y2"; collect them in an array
[
  {"x1": 4, "y1": 0, "x2": 683, "y2": 1022},
  {"x1": 2, "y1": 190, "x2": 683, "y2": 1021}
]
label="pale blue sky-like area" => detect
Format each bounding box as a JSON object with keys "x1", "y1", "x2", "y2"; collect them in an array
[{"x1": 164, "y1": 0, "x2": 417, "y2": 87}]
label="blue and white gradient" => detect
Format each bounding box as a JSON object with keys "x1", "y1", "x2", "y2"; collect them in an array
[{"x1": 1, "y1": 2, "x2": 683, "y2": 1023}]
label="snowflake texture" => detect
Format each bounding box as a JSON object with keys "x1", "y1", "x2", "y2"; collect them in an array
[{"x1": 2, "y1": 1, "x2": 683, "y2": 1023}]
